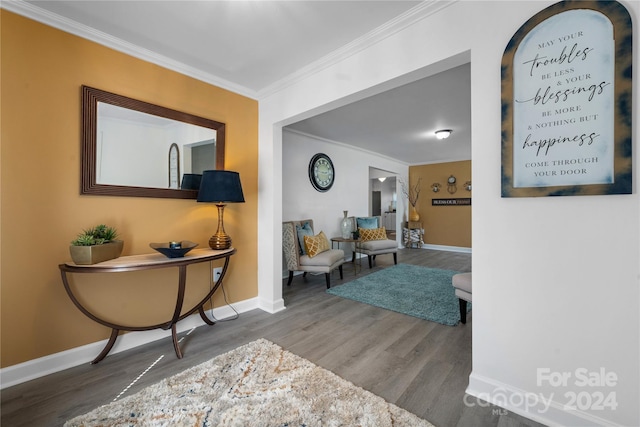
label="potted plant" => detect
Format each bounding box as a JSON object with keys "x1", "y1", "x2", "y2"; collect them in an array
[{"x1": 69, "y1": 224, "x2": 123, "y2": 265}]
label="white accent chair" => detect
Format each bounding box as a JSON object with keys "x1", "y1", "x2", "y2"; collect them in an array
[
  {"x1": 282, "y1": 219, "x2": 345, "y2": 289},
  {"x1": 452, "y1": 272, "x2": 472, "y2": 324},
  {"x1": 349, "y1": 216, "x2": 398, "y2": 268}
]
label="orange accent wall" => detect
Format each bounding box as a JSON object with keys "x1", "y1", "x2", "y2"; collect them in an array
[
  {"x1": 0, "y1": 11, "x2": 259, "y2": 367},
  {"x1": 410, "y1": 161, "x2": 471, "y2": 248}
]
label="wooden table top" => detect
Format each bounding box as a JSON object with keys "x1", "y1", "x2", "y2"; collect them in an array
[{"x1": 61, "y1": 247, "x2": 235, "y2": 271}]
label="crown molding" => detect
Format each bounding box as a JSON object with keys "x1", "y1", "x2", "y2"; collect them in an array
[
  {"x1": 1, "y1": 0, "x2": 259, "y2": 99},
  {"x1": 3, "y1": 0, "x2": 456, "y2": 101},
  {"x1": 285, "y1": 127, "x2": 469, "y2": 167},
  {"x1": 257, "y1": 0, "x2": 457, "y2": 99},
  {"x1": 284, "y1": 127, "x2": 410, "y2": 167}
]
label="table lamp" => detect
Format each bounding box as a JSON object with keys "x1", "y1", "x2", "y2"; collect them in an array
[
  {"x1": 180, "y1": 173, "x2": 202, "y2": 190},
  {"x1": 197, "y1": 170, "x2": 245, "y2": 250}
]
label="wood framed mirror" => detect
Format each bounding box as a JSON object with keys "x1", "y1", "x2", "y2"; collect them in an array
[{"x1": 81, "y1": 85, "x2": 225, "y2": 199}]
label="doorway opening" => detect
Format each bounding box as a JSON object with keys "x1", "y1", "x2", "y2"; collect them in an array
[{"x1": 370, "y1": 167, "x2": 397, "y2": 239}]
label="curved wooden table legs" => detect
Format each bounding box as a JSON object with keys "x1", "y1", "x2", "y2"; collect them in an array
[
  {"x1": 91, "y1": 329, "x2": 119, "y2": 364},
  {"x1": 59, "y1": 249, "x2": 234, "y2": 363}
]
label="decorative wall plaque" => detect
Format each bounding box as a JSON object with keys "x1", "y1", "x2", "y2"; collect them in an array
[
  {"x1": 501, "y1": 0, "x2": 632, "y2": 197},
  {"x1": 432, "y1": 198, "x2": 471, "y2": 206}
]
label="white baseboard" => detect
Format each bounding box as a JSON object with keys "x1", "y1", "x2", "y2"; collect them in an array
[
  {"x1": 467, "y1": 372, "x2": 624, "y2": 427},
  {"x1": 421, "y1": 244, "x2": 472, "y2": 253},
  {"x1": 0, "y1": 297, "x2": 259, "y2": 390}
]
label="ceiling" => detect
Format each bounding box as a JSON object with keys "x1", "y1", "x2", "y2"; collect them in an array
[
  {"x1": 287, "y1": 62, "x2": 470, "y2": 166},
  {"x1": 10, "y1": 0, "x2": 471, "y2": 165}
]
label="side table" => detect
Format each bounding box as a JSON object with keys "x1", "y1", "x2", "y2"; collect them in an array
[
  {"x1": 330, "y1": 237, "x2": 362, "y2": 274},
  {"x1": 403, "y1": 221, "x2": 424, "y2": 248}
]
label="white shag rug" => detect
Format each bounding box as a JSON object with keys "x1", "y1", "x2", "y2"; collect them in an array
[{"x1": 65, "y1": 338, "x2": 434, "y2": 426}]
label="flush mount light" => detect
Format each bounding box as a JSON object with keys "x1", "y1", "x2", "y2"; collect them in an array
[
  {"x1": 378, "y1": 177, "x2": 386, "y2": 182},
  {"x1": 435, "y1": 129, "x2": 452, "y2": 139}
]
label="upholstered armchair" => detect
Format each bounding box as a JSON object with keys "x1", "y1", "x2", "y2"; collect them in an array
[
  {"x1": 452, "y1": 272, "x2": 472, "y2": 324},
  {"x1": 282, "y1": 219, "x2": 345, "y2": 289},
  {"x1": 349, "y1": 216, "x2": 398, "y2": 268}
]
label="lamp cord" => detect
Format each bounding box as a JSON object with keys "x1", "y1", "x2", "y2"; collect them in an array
[{"x1": 208, "y1": 261, "x2": 239, "y2": 322}]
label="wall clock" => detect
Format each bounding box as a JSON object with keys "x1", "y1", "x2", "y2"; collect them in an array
[
  {"x1": 308, "y1": 153, "x2": 334, "y2": 192},
  {"x1": 447, "y1": 175, "x2": 457, "y2": 194},
  {"x1": 168, "y1": 143, "x2": 180, "y2": 189}
]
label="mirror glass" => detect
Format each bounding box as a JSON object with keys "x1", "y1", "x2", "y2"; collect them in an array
[{"x1": 82, "y1": 86, "x2": 225, "y2": 199}]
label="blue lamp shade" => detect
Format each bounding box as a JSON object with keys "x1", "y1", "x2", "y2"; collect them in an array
[
  {"x1": 180, "y1": 173, "x2": 202, "y2": 190},
  {"x1": 197, "y1": 170, "x2": 245, "y2": 203}
]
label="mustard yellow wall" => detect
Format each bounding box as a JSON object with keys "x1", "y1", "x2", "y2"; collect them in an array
[
  {"x1": 410, "y1": 161, "x2": 472, "y2": 248},
  {"x1": 0, "y1": 11, "x2": 258, "y2": 367}
]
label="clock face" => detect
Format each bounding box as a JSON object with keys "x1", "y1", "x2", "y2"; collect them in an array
[
  {"x1": 447, "y1": 175, "x2": 458, "y2": 194},
  {"x1": 308, "y1": 153, "x2": 335, "y2": 192}
]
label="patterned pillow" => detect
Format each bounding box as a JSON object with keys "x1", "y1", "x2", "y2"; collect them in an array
[
  {"x1": 359, "y1": 227, "x2": 387, "y2": 241},
  {"x1": 303, "y1": 231, "x2": 330, "y2": 258}
]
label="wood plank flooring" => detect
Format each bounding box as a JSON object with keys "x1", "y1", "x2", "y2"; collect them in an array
[{"x1": 1, "y1": 249, "x2": 545, "y2": 427}]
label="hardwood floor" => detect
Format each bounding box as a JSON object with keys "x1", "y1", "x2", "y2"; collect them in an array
[{"x1": 1, "y1": 248, "x2": 544, "y2": 427}]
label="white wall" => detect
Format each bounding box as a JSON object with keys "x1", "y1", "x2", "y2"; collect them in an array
[
  {"x1": 98, "y1": 118, "x2": 166, "y2": 187},
  {"x1": 282, "y1": 129, "x2": 406, "y2": 266},
  {"x1": 258, "y1": 1, "x2": 639, "y2": 426},
  {"x1": 98, "y1": 116, "x2": 215, "y2": 188}
]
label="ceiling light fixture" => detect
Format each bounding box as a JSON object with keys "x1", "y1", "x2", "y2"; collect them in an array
[
  {"x1": 435, "y1": 129, "x2": 452, "y2": 140},
  {"x1": 378, "y1": 177, "x2": 386, "y2": 182}
]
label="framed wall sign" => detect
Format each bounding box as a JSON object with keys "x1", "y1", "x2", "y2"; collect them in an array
[
  {"x1": 432, "y1": 198, "x2": 472, "y2": 206},
  {"x1": 501, "y1": 0, "x2": 632, "y2": 197}
]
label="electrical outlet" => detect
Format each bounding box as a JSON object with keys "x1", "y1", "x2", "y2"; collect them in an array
[{"x1": 213, "y1": 267, "x2": 223, "y2": 283}]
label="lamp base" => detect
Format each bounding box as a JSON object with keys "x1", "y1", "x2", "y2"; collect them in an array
[
  {"x1": 209, "y1": 233, "x2": 231, "y2": 250},
  {"x1": 208, "y1": 203, "x2": 233, "y2": 250}
]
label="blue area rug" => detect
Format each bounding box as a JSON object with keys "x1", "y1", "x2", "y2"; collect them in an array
[{"x1": 327, "y1": 264, "x2": 470, "y2": 326}]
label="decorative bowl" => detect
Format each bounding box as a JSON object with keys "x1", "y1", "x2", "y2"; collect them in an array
[{"x1": 149, "y1": 241, "x2": 198, "y2": 258}]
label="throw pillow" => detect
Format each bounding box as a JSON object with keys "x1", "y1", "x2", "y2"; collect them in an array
[
  {"x1": 303, "y1": 231, "x2": 330, "y2": 258},
  {"x1": 359, "y1": 227, "x2": 387, "y2": 241},
  {"x1": 296, "y1": 222, "x2": 314, "y2": 255},
  {"x1": 356, "y1": 217, "x2": 378, "y2": 229}
]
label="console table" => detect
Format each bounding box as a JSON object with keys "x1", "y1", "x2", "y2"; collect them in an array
[{"x1": 59, "y1": 247, "x2": 235, "y2": 364}]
